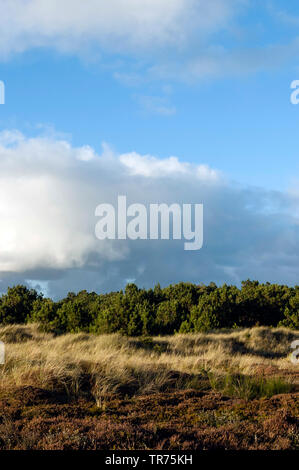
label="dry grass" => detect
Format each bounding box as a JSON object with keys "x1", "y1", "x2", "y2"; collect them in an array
[
  {"x1": 0, "y1": 324, "x2": 298, "y2": 450},
  {"x1": 0, "y1": 324, "x2": 298, "y2": 400}
]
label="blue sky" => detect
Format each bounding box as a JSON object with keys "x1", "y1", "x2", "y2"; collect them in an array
[
  {"x1": 1, "y1": 0, "x2": 299, "y2": 296},
  {"x1": 0, "y1": 0, "x2": 299, "y2": 189}
]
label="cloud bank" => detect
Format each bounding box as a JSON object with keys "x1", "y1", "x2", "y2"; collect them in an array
[{"x1": 0, "y1": 129, "x2": 298, "y2": 298}]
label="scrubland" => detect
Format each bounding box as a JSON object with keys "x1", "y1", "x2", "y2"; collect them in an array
[{"x1": 0, "y1": 324, "x2": 298, "y2": 450}]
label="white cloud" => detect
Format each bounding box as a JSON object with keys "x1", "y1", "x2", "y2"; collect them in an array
[
  {"x1": 1, "y1": 0, "x2": 295, "y2": 82},
  {"x1": 0, "y1": 129, "x2": 299, "y2": 298},
  {"x1": 0, "y1": 132, "x2": 126, "y2": 272},
  {"x1": 0, "y1": 0, "x2": 243, "y2": 58},
  {"x1": 0, "y1": 130, "x2": 217, "y2": 273},
  {"x1": 119, "y1": 151, "x2": 219, "y2": 180}
]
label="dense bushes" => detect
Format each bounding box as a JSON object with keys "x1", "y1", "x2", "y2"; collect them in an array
[
  {"x1": 0, "y1": 281, "x2": 298, "y2": 335},
  {"x1": 0, "y1": 286, "x2": 41, "y2": 325}
]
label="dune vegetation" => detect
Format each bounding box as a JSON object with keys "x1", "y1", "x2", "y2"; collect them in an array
[
  {"x1": 0, "y1": 323, "x2": 298, "y2": 450},
  {"x1": 0, "y1": 282, "x2": 298, "y2": 338}
]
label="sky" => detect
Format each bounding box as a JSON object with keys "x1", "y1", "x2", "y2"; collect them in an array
[{"x1": 1, "y1": 0, "x2": 299, "y2": 298}]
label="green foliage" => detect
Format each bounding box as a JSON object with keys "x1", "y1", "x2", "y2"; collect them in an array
[
  {"x1": 0, "y1": 281, "x2": 298, "y2": 335},
  {"x1": 30, "y1": 298, "x2": 60, "y2": 332},
  {"x1": 156, "y1": 300, "x2": 183, "y2": 334},
  {"x1": 208, "y1": 372, "x2": 293, "y2": 400},
  {"x1": 189, "y1": 285, "x2": 239, "y2": 332},
  {"x1": 0, "y1": 285, "x2": 41, "y2": 325},
  {"x1": 279, "y1": 290, "x2": 299, "y2": 329},
  {"x1": 56, "y1": 290, "x2": 99, "y2": 333}
]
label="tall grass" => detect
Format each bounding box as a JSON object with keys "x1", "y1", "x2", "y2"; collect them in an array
[
  {"x1": 0, "y1": 324, "x2": 297, "y2": 404},
  {"x1": 208, "y1": 372, "x2": 293, "y2": 400}
]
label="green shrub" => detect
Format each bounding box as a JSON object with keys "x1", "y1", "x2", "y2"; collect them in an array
[{"x1": 0, "y1": 281, "x2": 298, "y2": 336}]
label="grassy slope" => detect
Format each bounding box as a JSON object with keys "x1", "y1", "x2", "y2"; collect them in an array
[{"x1": 0, "y1": 324, "x2": 298, "y2": 450}]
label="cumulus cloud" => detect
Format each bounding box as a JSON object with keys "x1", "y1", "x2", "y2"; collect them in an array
[
  {"x1": 0, "y1": 129, "x2": 219, "y2": 275},
  {"x1": 119, "y1": 152, "x2": 219, "y2": 180},
  {"x1": 0, "y1": 129, "x2": 299, "y2": 298}
]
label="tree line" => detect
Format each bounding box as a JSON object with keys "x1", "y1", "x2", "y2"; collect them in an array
[{"x1": 0, "y1": 280, "x2": 298, "y2": 335}]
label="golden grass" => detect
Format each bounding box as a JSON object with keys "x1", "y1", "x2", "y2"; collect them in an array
[{"x1": 0, "y1": 324, "x2": 298, "y2": 399}]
